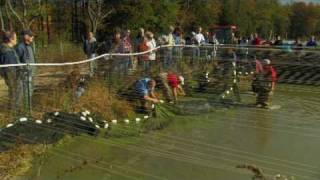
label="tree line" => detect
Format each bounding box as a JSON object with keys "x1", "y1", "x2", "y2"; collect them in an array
[{"x1": 0, "y1": 0, "x2": 319, "y2": 44}]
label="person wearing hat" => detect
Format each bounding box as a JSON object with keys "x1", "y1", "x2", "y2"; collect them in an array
[
  {"x1": 16, "y1": 29, "x2": 36, "y2": 108},
  {"x1": 256, "y1": 59, "x2": 277, "y2": 108},
  {"x1": 166, "y1": 71, "x2": 185, "y2": 103}
]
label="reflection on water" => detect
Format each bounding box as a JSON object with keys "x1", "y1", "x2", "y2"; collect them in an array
[{"x1": 21, "y1": 84, "x2": 320, "y2": 180}]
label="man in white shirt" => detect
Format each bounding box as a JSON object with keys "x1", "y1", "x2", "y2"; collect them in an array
[
  {"x1": 194, "y1": 27, "x2": 205, "y2": 45},
  {"x1": 146, "y1": 32, "x2": 156, "y2": 61}
]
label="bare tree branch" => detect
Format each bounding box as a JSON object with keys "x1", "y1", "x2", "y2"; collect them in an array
[
  {"x1": 0, "y1": 6, "x2": 5, "y2": 31},
  {"x1": 86, "y1": 0, "x2": 114, "y2": 34},
  {"x1": 101, "y1": 8, "x2": 114, "y2": 19},
  {"x1": 22, "y1": 0, "x2": 27, "y2": 17},
  {"x1": 6, "y1": 0, "x2": 25, "y2": 29}
]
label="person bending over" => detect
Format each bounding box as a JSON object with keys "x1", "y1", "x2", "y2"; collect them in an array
[
  {"x1": 135, "y1": 78, "x2": 159, "y2": 111},
  {"x1": 167, "y1": 72, "x2": 185, "y2": 102}
]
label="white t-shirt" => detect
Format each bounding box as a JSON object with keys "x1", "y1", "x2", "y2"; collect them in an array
[
  {"x1": 147, "y1": 39, "x2": 157, "y2": 61},
  {"x1": 195, "y1": 33, "x2": 205, "y2": 45}
]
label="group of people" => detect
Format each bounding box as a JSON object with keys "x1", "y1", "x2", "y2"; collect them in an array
[
  {"x1": 237, "y1": 33, "x2": 318, "y2": 48},
  {"x1": 0, "y1": 26, "x2": 285, "y2": 115},
  {"x1": 128, "y1": 71, "x2": 185, "y2": 112},
  {"x1": 0, "y1": 30, "x2": 36, "y2": 115}
]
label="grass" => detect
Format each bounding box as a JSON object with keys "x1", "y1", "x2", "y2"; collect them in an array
[
  {"x1": 0, "y1": 144, "x2": 46, "y2": 180},
  {"x1": 73, "y1": 79, "x2": 135, "y2": 121}
]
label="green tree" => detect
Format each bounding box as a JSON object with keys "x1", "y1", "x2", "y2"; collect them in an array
[
  {"x1": 289, "y1": 2, "x2": 320, "y2": 38},
  {"x1": 178, "y1": 0, "x2": 221, "y2": 31}
]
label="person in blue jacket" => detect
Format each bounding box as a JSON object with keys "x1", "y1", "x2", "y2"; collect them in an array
[
  {"x1": 0, "y1": 31, "x2": 23, "y2": 115},
  {"x1": 135, "y1": 78, "x2": 159, "y2": 110}
]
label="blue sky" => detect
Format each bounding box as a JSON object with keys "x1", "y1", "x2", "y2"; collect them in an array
[{"x1": 281, "y1": 0, "x2": 320, "y2": 3}]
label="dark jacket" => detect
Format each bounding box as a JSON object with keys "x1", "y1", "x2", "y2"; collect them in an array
[
  {"x1": 83, "y1": 38, "x2": 97, "y2": 57},
  {"x1": 16, "y1": 42, "x2": 36, "y2": 64},
  {"x1": 306, "y1": 40, "x2": 317, "y2": 47},
  {"x1": 0, "y1": 44, "x2": 22, "y2": 85}
]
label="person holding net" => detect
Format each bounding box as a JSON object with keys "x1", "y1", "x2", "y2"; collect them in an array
[
  {"x1": 135, "y1": 78, "x2": 160, "y2": 112},
  {"x1": 255, "y1": 59, "x2": 277, "y2": 108},
  {"x1": 167, "y1": 71, "x2": 185, "y2": 103}
]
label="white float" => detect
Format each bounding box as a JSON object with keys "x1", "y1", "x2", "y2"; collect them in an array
[
  {"x1": 88, "y1": 117, "x2": 94, "y2": 122},
  {"x1": 104, "y1": 123, "x2": 109, "y2": 129},
  {"x1": 95, "y1": 125, "x2": 100, "y2": 129},
  {"x1": 80, "y1": 116, "x2": 86, "y2": 121},
  {"x1": 160, "y1": 100, "x2": 164, "y2": 104},
  {"x1": 35, "y1": 120, "x2": 42, "y2": 124},
  {"x1": 19, "y1": 117, "x2": 28, "y2": 122},
  {"x1": 54, "y1": 112, "x2": 60, "y2": 116},
  {"x1": 144, "y1": 115, "x2": 149, "y2": 119},
  {"x1": 47, "y1": 119, "x2": 52, "y2": 123},
  {"x1": 85, "y1": 110, "x2": 91, "y2": 115},
  {"x1": 124, "y1": 119, "x2": 130, "y2": 124},
  {"x1": 112, "y1": 120, "x2": 117, "y2": 124},
  {"x1": 6, "y1": 124, "x2": 14, "y2": 128},
  {"x1": 226, "y1": 90, "x2": 230, "y2": 94},
  {"x1": 81, "y1": 111, "x2": 87, "y2": 117},
  {"x1": 135, "y1": 118, "x2": 141, "y2": 123}
]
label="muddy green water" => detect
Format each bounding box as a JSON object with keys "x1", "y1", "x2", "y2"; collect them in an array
[{"x1": 20, "y1": 84, "x2": 320, "y2": 180}]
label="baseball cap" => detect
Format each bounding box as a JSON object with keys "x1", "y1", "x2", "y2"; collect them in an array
[{"x1": 263, "y1": 59, "x2": 271, "y2": 65}]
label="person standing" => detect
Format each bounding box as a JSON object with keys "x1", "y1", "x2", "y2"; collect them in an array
[
  {"x1": 306, "y1": 36, "x2": 317, "y2": 47},
  {"x1": 119, "y1": 29, "x2": 133, "y2": 73},
  {"x1": 252, "y1": 33, "x2": 262, "y2": 46},
  {"x1": 83, "y1": 31, "x2": 97, "y2": 76},
  {"x1": 194, "y1": 27, "x2": 205, "y2": 45},
  {"x1": 16, "y1": 30, "x2": 36, "y2": 108},
  {"x1": 256, "y1": 59, "x2": 277, "y2": 108},
  {"x1": 163, "y1": 26, "x2": 175, "y2": 70},
  {"x1": 0, "y1": 31, "x2": 23, "y2": 115},
  {"x1": 251, "y1": 58, "x2": 263, "y2": 94},
  {"x1": 144, "y1": 31, "x2": 157, "y2": 73},
  {"x1": 273, "y1": 35, "x2": 283, "y2": 46},
  {"x1": 135, "y1": 28, "x2": 145, "y2": 52},
  {"x1": 138, "y1": 36, "x2": 149, "y2": 63}
]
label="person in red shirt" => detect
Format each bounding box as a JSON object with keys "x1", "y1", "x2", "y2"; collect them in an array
[
  {"x1": 256, "y1": 59, "x2": 277, "y2": 108},
  {"x1": 252, "y1": 33, "x2": 262, "y2": 46},
  {"x1": 167, "y1": 71, "x2": 185, "y2": 102},
  {"x1": 138, "y1": 37, "x2": 149, "y2": 62}
]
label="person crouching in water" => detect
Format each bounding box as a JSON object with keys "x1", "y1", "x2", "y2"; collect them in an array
[
  {"x1": 167, "y1": 71, "x2": 185, "y2": 103},
  {"x1": 256, "y1": 59, "x2": 277, "y2": 108},
  {"x1": 135, "y1": 78, "x2": 160, "y2": 112}
]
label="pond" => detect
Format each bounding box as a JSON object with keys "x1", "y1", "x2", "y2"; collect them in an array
[{"x1": 19, "y1": 84, "x2": 320, "y2": 180}]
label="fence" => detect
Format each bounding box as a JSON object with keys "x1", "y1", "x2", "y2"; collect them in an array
[
  {"x1": 1, "y1": 44, "x2": 320, "y2": 180},
  {"x1": 0, "y1": 44, "x2": 319, "y2": 124}
]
